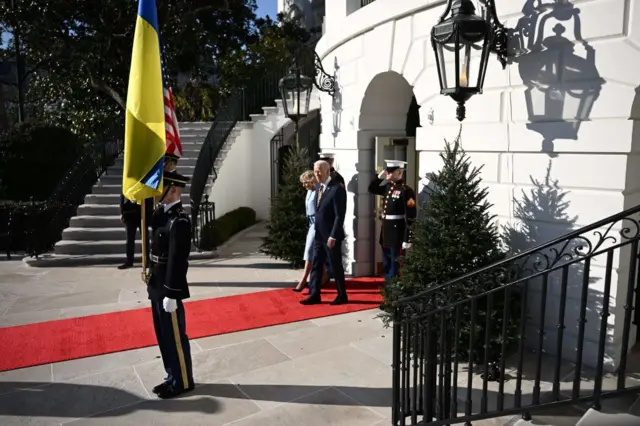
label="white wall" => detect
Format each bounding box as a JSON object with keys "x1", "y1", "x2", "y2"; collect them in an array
[
  {"x1": 315, "y1": 0, "x2": 640, "y2": 369},
  {"x1": 207, "y1": 109, "x2": 290, "y2": 221}
]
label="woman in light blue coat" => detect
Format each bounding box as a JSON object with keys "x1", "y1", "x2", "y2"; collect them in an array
[{"x1": 293, "y1": 170, "x2": 323, "y2": 292}]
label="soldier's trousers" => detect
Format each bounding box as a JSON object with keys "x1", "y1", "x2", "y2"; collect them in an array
[
  {"x1": 381, "y1": 245, "x2": 402, "y2": 285},
  {"x1": 151, "y1": 298, "x2": 194, "y2": 390}
]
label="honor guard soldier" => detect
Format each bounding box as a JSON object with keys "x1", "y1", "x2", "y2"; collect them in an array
[
  {"x1": 319, "y1": 151, "x2": 345, "y2": 186},
  {"x1": 368, "y1": 160, "x2": 417, "y2": 286},
  {"x1": 147, "y1": 169, "x2": 194, "y2": 399}
]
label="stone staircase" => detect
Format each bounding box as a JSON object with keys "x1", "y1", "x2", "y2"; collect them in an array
[{"x1": 31, "y1": 122, "x2": 214, "y2": 265}]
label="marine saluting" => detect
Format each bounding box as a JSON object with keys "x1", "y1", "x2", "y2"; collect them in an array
[
  {"x1": 368, "y1": 160, "x2": 417, "y2": 286},
  {"x1": 147, "y1": 169, "x2": 195, "y2": 399}
]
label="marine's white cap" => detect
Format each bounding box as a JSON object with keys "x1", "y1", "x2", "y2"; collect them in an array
[
  {"x1": 318, "y1": 151, "x2": 337, "y2": 159},
  {"x1": 385, "y1": 160, "x2": 407, "y2": 169}
]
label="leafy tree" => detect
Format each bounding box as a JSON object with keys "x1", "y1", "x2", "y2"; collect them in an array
[
  {"x1": 0, "y1": 0, "x2": 304, "y2": 136},
  {"x1": 261, "y1": 147, "x2": 310, "y2": 268},
  {"x1": 381, "y1": 135, "x2": 520, "y2": 363}
]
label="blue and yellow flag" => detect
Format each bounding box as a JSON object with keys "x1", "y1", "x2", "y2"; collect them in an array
[{"x1": 122, "y1": 0, "x2": 166, "y2": 202}]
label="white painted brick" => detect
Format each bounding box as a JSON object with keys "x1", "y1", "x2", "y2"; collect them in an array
[
  {"x1": 391, "y1": 15, "x2": 413, "y2": 74},
  {"x1": 402, "y1": 38, "x2": 429, "y2": 86},
  {"x1": 510, "y1": 153, "x2": 627, "y2": 190},
  {"x1": 363, "y1": 20, "x2": 395, "y2": 76},
  {"x1": 508, "y1": 119, "x2": 634, "y2": 153}
]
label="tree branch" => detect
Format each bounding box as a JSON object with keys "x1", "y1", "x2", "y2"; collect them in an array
[{"x1": 85, "y1": 66, "x2": 125, "y2": 110}]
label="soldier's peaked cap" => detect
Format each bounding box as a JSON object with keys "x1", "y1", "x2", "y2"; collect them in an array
[
  {"x1": 164, "y1": 170, "x2": 190, "y2": 188},
  {"x1": 318, "y1": 151, "x2": 337, "y2": 159},
  {"x1": 385, "y1": 159, "x2": 407, "y2": 172},
  {"x1": 165, "y1": 153, "x2": 180, "y2": 161}
]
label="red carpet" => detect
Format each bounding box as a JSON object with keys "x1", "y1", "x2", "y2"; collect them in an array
[{"x1": 0, "y1": 277, "x2": 384, "y2": 372}]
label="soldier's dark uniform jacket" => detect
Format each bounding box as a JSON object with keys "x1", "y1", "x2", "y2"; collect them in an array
[
  {"x1": 147, "y1": 201, "x2": 192, "y2": 300},
  {"x1": 368, "y1": 177, "x2": 417, "y2": 248},
  {"x1": 330, "y1": 168, "x2": 345, "y2": 186}
]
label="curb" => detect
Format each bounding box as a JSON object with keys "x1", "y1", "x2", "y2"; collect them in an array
[{"x1": 23, "y1": 250, "x2": 218, "y2": 268}]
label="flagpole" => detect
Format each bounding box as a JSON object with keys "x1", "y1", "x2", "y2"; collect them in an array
[{"x1": 141, "y1": 198, "x2": 149, "y2": 283}]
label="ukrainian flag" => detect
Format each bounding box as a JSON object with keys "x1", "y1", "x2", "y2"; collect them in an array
[{"x1": 122, "y1": 0, "x2": 166, "y2": 202}]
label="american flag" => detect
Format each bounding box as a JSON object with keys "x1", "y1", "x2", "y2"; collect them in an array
[{"x1": 160, "y1": 47, "x2": 183, "y2": 159}]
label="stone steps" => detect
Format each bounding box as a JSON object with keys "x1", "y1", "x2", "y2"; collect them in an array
[
  {"x1": 44, "y1": 123, "x2": 213, "y2": 264},
  {"x1": 83, "y1": 193, "x2": 191, "y2": 205}
]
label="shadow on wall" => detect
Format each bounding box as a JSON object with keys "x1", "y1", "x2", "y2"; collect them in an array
[
  {"x1": 511, "y1": 0, "x2": 604, "y2": 157},
  {"x1": 346, "y1": 163, "x2": 359, "y2": 273},
  {"x1": 331, "y1": 57, "x2": 343, "y2": 141},
  {"x1": 502, "y1": 162, "x2": 613, "y2": 369}
]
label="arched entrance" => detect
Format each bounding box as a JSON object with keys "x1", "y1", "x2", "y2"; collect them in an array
[{"x1": 351, "y1": 71, "x2": 420, "y2": 277}]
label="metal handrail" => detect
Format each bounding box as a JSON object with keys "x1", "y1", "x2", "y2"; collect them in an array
[
  {"x1": 392, "y1": 204, "x2": 640, "y2": 425},
  {"x1": 395, "y1": 203, "x2": 640, "y2": 306},
  {"x1": 189, "y1": 65, "x2": 289, "y2": 249}
]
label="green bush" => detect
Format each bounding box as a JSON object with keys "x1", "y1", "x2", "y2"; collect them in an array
[
  {"x1": 260, "y1": 147, "x2": 309, "y2": 268},
  {"x1": 0, "y1": 122, "x2": 85, "y2": 201},
  {"x1": 0, "y1": 199, "x2": 73, "y2": 256},
  {"x1": 381, "y1": 135, "x2": 520, "y2": 363},
  {"x1": 199, "y1": 206, "x2": 257, "y2": 250}
]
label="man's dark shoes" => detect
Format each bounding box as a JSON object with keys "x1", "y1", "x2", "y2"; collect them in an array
[
  {"x1": 117, "y1": 263, "x2": 133, "y2": 270},
  {"x1": 300, "y1": 296, "x2": 321, "y2": 305},
  {"x1": 152, "y1": 381, "x2": 170, "y2": 395},
  {"x1": 156, "y1": 383, "x2": 195, "y2": 399},
  {"x1": 329, "y1": 297, "x2": 348, "y2": 306}
]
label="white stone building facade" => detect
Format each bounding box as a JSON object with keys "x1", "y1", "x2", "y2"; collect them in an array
[{"x1": 280, "y1": 0, "x2": 640, "y2": 368}]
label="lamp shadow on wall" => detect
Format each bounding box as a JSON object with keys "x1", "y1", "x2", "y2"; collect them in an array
[
  {"x1": 502, "y1": 163, "x2": 613, "y2": 369},
  {"x1": 331, "y1": 57, "x2": 343, "y2": 141},
  {"x1": 510, "y1": 0, "x2": 604, "y2": 157}
]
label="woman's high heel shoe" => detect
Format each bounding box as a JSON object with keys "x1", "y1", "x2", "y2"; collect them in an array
[{"x1": 293, "y1": 282, "x2": 308, "y2": 292}]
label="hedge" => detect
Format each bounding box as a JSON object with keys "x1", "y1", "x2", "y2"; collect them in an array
[
  {"x1": 199, "y1": 207, "x2": 257, "y2": 251},
  {"x1": 0, "y1": 200, "x2": 75, "y2": 257},
  {"x1": 0, "y1": 122, "x2": 85, "y2": 201}
]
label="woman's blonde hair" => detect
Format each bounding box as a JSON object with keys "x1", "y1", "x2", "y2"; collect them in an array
[{"x1": 299, "y1": 170, "x2": 315, "y2": 184}]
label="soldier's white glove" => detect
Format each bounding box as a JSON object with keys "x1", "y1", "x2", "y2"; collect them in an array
[
  {"x1": 378, "y1": 170, "x2": 387, "y2": 180},
  {"x1": 402, "y1": 242, "x2": 412, "y2": 250},
  {"x1": 163, "y1": 297, "x2": 177, "y2": 313}
]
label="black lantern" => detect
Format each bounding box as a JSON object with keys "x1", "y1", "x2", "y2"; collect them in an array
[
  {"x1": 279, "y1": 64, "x2": 313, "y2": 123},
  {"x1": 431, "y1": 0, "x2": 509, "y2": 121}
]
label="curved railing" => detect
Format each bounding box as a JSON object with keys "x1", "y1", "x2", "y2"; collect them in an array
[
  {"x1": 189, "y1": 65, "x2": 289, "y2": 249},
  {"x1": 392, "y1": 204, "x2": 640, "y2": 425},
  {"x1": 189, "y1": 33, "x2": 325, "y2": 249}
]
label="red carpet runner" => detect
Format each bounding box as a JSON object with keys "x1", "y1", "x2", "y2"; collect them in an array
[{"x1": 0, "y1": 277, "x2": 384, "y2": 372}]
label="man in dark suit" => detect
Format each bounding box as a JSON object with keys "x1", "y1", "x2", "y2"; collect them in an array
[
  {"x1": 301, "y1": 160, "x2": 349, "y2": 305},
  {"x1": 318, "y1": 151, "x2": 345, "y2": 186},
  {"x1": 118, "y1": 196, "x2": 153, "y2": 270},
  {"x1": 317, "y1": 151, "x2": 344, "y2": 282}
]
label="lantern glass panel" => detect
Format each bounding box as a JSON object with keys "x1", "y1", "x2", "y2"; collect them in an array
[{"x1": 279, "y1": 72, "x2": 313, "y2": 119}]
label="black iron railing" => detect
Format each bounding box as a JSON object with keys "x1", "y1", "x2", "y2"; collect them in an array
[
  {"x1": 392, "y1": 205, "x2": 640, "y2": 424},
  {"x1": 189, "y1": 65, "x2": 288, "y2": 250},
  {"x1": 189, "y1": 36, "x2": 323, "y2": 250},
  {"x1": 361, "y1": 0, "x2": 377, "y2": 7},
  {"x1": 1, "y1": 122, "x2": 124, "y2": 258}
]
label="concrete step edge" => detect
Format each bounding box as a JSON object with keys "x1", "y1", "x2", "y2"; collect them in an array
[{"x1": 24, "y1": 251, "x2": 218, "y2": 267}]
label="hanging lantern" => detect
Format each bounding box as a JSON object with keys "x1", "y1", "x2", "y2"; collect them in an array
[
  {"x1": 279, "y1": 66, "x2": 313, "y2": 122},
  {"x1": 431, "y1": 0, "x2": 509, "y2": 121}
]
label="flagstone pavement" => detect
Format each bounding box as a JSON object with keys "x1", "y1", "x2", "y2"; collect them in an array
[{"x1": 0, "y1": 223, "x2": 394, "y2": 426}]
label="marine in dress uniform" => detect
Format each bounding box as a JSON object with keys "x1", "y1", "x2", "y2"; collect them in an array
[
  {"x1": 368, "y1": 160, "x2": 417, "y2": 286},
  {"x1": 147, "y1": 170, "x2": 194, "y2": 399}
]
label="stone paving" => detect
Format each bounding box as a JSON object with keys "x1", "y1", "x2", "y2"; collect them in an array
[{"x1": 0, "y1": 223, "x2": 394, "y2": 425}]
